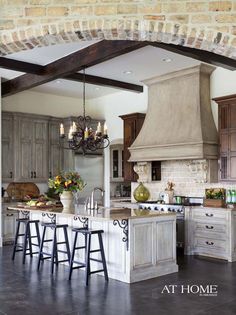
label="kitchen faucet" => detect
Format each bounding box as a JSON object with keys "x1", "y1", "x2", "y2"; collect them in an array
[{"x1": 85, "y1": 187, "x2": 105, "y2": 210}]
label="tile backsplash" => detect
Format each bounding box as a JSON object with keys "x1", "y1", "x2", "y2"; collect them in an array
[{"x1": 131, "y1": 160, "x2": 236, "y2": 201}]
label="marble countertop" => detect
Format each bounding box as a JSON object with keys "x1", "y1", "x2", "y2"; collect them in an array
[{"x1": 7, "y1": 204, "x2": 176, "y2": 221}]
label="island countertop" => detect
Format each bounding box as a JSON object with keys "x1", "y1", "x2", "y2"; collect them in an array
[{"x1": 7, "y1": 204, "x2": 176, "y2": 221}]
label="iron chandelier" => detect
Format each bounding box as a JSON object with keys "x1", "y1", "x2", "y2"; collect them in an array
[{"x1": 60, "y1": 68, "x2": 110, "y2": 154}]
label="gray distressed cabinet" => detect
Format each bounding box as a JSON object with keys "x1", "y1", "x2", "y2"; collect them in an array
[
  {"x1": 15, "y1": 114, "x2": 49, "y2": 182},
  {"x1": 49, "y1": 118, "x2": 64, "y2": 177},
  {"x1": 2, "y1": 112, "x2": 14, "y2": 182},
  {"x1": 2, "y1": 112, "x2": 63, "y2": 183},
  {"x1": 185, "y1": 206, "x2": 236, "y2": 262}
]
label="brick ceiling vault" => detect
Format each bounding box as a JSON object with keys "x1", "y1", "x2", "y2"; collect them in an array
[{"x1": 0, "y1": 1, "x2": 236, "y2": 59}]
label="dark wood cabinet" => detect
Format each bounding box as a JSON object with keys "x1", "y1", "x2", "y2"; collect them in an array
[
  {"x1": 214, "y1": 94, "x2": 236, "y2": 181},
  {"x1": 119, "y1": 113, "x2": 145, "y2": 182}
]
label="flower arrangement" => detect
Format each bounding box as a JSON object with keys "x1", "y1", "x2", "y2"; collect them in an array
[{"x1": 48, "y1": 172, "x2": 86, "y2": 194}]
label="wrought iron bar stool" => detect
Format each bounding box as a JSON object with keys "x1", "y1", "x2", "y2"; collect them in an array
[
  {"x1": 37, "y1": 222, "x2": 70, "y2": 274},
  {"x1": 69, "y1": 228, "x2": 108, "y2": 285},
  {"x1": 12, "y1": 218, "x2": 41, "y2": 264}
]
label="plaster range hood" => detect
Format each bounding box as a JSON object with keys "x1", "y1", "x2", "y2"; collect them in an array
[{"x1": 129, "y1": 64, "x2": 218, "y2": 162}]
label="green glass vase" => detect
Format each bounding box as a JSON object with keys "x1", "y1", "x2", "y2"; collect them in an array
[{"x1": 133, "y1": 182, "x2": 150, "y2": 202}]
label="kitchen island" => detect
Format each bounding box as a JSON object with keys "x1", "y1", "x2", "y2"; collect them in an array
[{"x1": 8, "y1": 205, "x2": 178, "y2": 283}]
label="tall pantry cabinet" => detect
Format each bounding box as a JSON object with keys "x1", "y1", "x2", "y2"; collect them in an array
[{"x1": 214, "y1": 94, "x2": 236, "y2": 181}]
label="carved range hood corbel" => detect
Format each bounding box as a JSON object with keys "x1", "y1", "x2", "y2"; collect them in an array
[{"x1": 129, "y1": 64, "x2": 218, "y2": 162}]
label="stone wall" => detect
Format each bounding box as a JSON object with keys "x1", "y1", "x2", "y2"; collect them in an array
[
  {"x1": 132, "y1": 160, "x2": 236, "y2": 201},
  {"x1": 0, "y1": 1, "x2": 236, "y2": 58}
]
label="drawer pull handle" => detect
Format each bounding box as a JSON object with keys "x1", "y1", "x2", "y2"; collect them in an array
[
  {"x1": 205, "y1": 213, "x2": 213, "y2": 217},
  {"x1": 206, "y1": 241, "x2": 214, "y2": 245},
  {"x1": 205, "y1": 225, "x2": 214, "y2": 229},
  {"x1": 6, "y1": 214, "x2": 14, "y2": 217}
]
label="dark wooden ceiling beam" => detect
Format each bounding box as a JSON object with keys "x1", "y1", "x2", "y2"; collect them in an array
[
  {"x1": 0, "y1": 57, "x2": 45, "y2": 74},
  {"x1": 65, "y1": 73, "x2": 143, "y2": 93},
  {"x1": 2, "y1": 40, "x2": 146, "y2": 97},
  {"x1": 149, "y1": 41, "x2": 236, "y2": 70}
]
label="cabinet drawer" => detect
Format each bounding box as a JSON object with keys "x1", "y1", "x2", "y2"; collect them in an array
[
  {"x1": 192, "y1": 208, "x2": 227, "y2": 221},
  {"x1": 194, "y1": 237, "x2": 226, "y2": 253},
  {"x1": 194, "y1": 231, "x2": 227, "y2": 241},
  {"x1": 194, "y1": 222, "x2": 226, "y2": 234}
]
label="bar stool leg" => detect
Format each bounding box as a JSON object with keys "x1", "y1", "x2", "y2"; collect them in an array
[
  {"x1": 38, "y1": 226, "x2": 46, "y2": 270},
  {"x1": 63, "y1": 226, "x2": 71, "y2": 262},
  {"x1": 28, "y1": 225, "x2": 33, "y2": 258},
  {"x1": 98, "y1": 233, "x2": 108, "y2": 282},
  {"x1": 35, "y1": 221, "x2": 41, "y2": 248},
  {"x1": 22, "y1": 223, "x2": 29, "y2": 264},
  {"x1": 84, "y1": 233, "x2": 90, "y2": 275},
  {"x1": 51, "y1": 228, "x2": 57, "y2": 274},
  {"x1": 85, "y1": 234, "x2": 91, "y2": 286},
  {"x1": 68, "y1": 231, "x2": 78, "y2": 280},
  {"x1": 12, "y1": 221, "x2": 21, "y2": 261},
  {"x1": 54, "y1": 232, "x2": 59, "y2": 267}
]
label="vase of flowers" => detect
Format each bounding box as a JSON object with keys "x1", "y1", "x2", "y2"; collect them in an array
[{"x1": 48, "y1": 172, "x2": 85, "y2": 212}]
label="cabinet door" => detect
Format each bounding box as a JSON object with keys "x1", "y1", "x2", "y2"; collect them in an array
[
  {"x1": 32, "y1": 119, "x2": 48, "y2": 181},
  {"x1": 229, "y1": 104, "x2": 236, "y2": 129},
  {"x1": 17, "y1": 118, "x2": 33, "y2": 181},
  {"x1": 110, "y1": 144, "x2": 124, "y2": 182},
  {"x1": 2, "y1": 113, "x2": 14, "y2": 181},
  {"x1": 2, "y1": 212, "x2": 18, "y2": 244},
  {"x1": 219, "y1": 104, "x2": 229, "y2": 130},
  {"x1": 229, "y1": 130, "x2": 236, "y2": 180},
  {"x1": 217, "y1": 102, "x2": 236, "y2": 181},
  {"x1": 49, "y1": 120, "x2": 63, "y2": 177},
  {"x1": 62, "y1": 118, "x2": 75, "y2": 171}
]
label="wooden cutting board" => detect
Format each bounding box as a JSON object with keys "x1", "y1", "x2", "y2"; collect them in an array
[
  {"x1": 6, "y1": 182, "x2": 40, "y2": 200},
  {"x1": 20, "y1": 204, "x2": 62, "y2": 210}
]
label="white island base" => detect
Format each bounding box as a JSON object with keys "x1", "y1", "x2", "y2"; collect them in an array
[{"x1": 10, "y1": 207, "x2": 178, "y2": 283}]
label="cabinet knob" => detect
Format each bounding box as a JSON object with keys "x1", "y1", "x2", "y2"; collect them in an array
[
  {"x1": 206, "y1": 241, "x2": 214, "y2": 245},
  {"x1": 205, "y1": 213, "x2": 213, "y2": 217},
  {"x1": 205, "y1": 225, "x2": 214, "y2": 229}
]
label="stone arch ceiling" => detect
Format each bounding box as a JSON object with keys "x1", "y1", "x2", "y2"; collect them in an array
[{"x1": 0, "y1": 1, "x2": 236, "y2": 59}]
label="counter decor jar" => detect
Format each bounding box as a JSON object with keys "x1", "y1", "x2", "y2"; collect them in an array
[
  {"x1": 133, "y1": 182, "x2": 150, "y2": 202},
  {"x1": 60, "y1": 191, "x2": 73, "y2": 211}
]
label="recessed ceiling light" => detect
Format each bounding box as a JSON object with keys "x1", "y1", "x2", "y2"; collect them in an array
[
  {"x1": 95, "y1": 87, "x2": 100, "y2": 90},
  {"x1": 162, "y1": 58, "x2": 172, "y2": 63},
  {"x1": 123, "y1": 70, "x2": 133, "y2": 75},
  {"x1": 56, "y1": 80, "x2": 61, "y2": 84}
]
